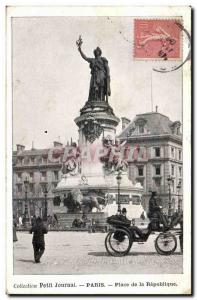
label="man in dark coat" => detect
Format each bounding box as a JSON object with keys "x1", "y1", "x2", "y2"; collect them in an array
[
  {"x1": 30, "y1": 217, "x2": 48, "y2": 263},
  {"x1": 119, "y1": 208, "x2": 147, "y2": 239},
  {"x1": 148, "y1": 191, "x2": 169, "y2": 228}
]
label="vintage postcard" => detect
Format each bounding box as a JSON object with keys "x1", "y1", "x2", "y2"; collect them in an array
[{"x1": 6, "y1": 6, "x2": 192, "y2": 295}]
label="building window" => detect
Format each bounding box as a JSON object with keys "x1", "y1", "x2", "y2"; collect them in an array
[
  {"x1": 177, "y1": 127, "x2": 180, "y2": 135},
  {"x1": 178, "y1": 150, "x2": 182, "y2": 160},
  {"x1": 24, "y1": 157, "x2": 29, "y2": 165},
  {"x1": 135, "y1": 119, "x2": 146, "y2": 135},
  {"x1": 42, "y1": 156, "x2": 48, "y2": 164},
  {"x1": 171, "y1": 165, "x2": 175, "y2": 176},
  {"x1": 30, "y1": 157, "x2": 35, "y2": 164},
  {"x1": 155, "y1": 165, "x2": 161, "y2": 175},
  {"x1": 154, "y1": 178, "x2": 161, "y2": 187},
  {"x1": 155, "y1": 147, "x2": 160, "y2": 157},
  {"x1": 139, "y1": 125, "x2": 144, "y2": 134},
  {"x1": 137, "y1": 166, "x2": 144, "y2": 176},
  {"x1": 54, "y1": 171, "x2": 59, "y2": 181},
  {"x1": 40, "y1": 171, "x2": 47, "y2": 181},
  {"x1": 171, "y1": 147, "x2": 175, "y2": 158},
  {"x1": 17, "y1": 184, "x2": 22, "y2": 193},
  {"x1": 29, "y1": 183, "x2": 35, "y2": 193},
  {"x1": 172, "y1": 180, "x2": 175, "y2": 193},
  {"x1": 18, "y1": 201, "x2": 23, "y2": 214},
  {"x1": 29, "y1": 172, "x2": 34, "y2": 180},
  {"x1": 179, "y1": 167, "x2": 182, "y2": 177},
  {"x1": 17, "y1": 173, "x2": 22, "y2": 181},
  {"x1": 17, "y1": 157, "x2": 23, "y2": 165}
]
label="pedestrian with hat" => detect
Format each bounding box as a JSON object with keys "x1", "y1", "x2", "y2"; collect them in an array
[
  {"x1": 30, "y1": 217, "x2": 48, "y2": 263},
  {"x1": 148, "y1": 191, "x2": 169, "y2": 228}
]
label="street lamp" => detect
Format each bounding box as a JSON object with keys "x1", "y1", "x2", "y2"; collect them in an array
[
  {"x1": 116, "y1": 170, "x2": 122, "y2": 213},
  {"x1": 177, "y1": 179, "x2": 182, "y2": 213},
  {"x1": 167, "y1": 175, "x2": 173, "y2": 218},
  {"x1": 23, "y1": 177, "x2": 29, "y2": 226},
  {"x1": 43, "y1": 184, "x2": 48, "y2": 221}
]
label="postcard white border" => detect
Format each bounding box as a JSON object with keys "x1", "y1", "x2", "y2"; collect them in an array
[{"x1": 6, "y1": 5, "x2": 191, "y2": 295}]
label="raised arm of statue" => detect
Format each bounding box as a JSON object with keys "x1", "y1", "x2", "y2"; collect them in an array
[
  {"x1": 76, "y1": 36, "x2": 91, "y2": 63},
  {"x1": 78, "y1": 47, "x2": 92, "y2": 63}
]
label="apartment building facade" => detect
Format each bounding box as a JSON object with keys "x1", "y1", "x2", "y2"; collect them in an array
[{"x1": 119, "y1": 111, "x2": 183, "y2": 212}]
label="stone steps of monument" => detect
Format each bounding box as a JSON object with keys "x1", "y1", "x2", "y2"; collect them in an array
[
  {"x1": 16, "y1": 218, "x2": 149, "y2": 232},
  {"x1": 58, "y1": 218, "x2": 108, "y2": 227},
  {"x1": 55, "y1": 212, "x2": 108, "y2": 229},
  {"x1": 56, "y1": 215, "x2": 149, "y2": 227}
]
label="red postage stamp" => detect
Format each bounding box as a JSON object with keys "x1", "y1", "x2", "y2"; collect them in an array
[{"x1": 134, "y1": 19, "x2": 182, "y2": 60}]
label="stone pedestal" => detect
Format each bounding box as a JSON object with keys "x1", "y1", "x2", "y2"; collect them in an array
[{"x1": 55, "y1": 100, "x2": 144, "y2": 220}]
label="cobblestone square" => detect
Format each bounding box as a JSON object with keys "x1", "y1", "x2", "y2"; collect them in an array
[{"x1": 14, "y1": 231, "x2": 183, "y2": 275}]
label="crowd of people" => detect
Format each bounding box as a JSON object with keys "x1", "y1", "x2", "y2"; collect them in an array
[{"x1": 13, "y1": 214, "x2": 59, "y2": 229}]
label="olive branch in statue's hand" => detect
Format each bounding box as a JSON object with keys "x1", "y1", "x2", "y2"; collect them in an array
[{"x1": 76, "y1": 35, "x2": 83, "y2": 49}]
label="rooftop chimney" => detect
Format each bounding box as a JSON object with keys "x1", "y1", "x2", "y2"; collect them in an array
[
  {"x1": 31, "y1": 141, "x2": 35, "y2": 150},
  {"x1": 121, "y1": 117, "x2": 130, "y2": 131},
  {"x1": 16, "y1": 144, "x2": 25, "y2": 153},
  {"x1": 156, "y1": 106, "x2": 158, "y2": 113}
]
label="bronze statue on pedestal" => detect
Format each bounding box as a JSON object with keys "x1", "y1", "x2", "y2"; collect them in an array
[{"x1": 76, "y1": 35, "x2": 111, "y2": 102}]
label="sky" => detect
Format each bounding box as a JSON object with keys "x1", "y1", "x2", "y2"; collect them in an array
[{"x1": 12, "y1": 16, "x2": 182, "y2": 150}]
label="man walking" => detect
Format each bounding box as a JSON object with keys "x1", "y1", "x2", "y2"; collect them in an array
[{"x1": 30, "y1": 217, "x2": 48, "y2": 263}]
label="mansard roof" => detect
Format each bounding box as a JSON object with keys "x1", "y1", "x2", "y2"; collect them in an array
[
  {"x1": 118, "y1": 112, "x2": 182, "y2": 139},
  {"x1": 13, "y1": 148, "x2": 50, "y2": 157}
]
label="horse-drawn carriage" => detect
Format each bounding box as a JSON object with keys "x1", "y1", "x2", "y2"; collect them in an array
[{"x1": 105, "y1": 211, "x2": 183, "y2": 256}]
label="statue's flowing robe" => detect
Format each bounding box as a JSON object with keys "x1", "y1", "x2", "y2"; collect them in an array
[{"x1": 88, "y1": 57, "x2": 110, "y2": 101}]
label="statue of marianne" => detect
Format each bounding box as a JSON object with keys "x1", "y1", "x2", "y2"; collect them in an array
[{"x1": 76, "y1": 36, "x2": 111, "y2": 103}]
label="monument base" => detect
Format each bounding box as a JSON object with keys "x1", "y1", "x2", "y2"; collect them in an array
[
  {"x1": 54, "y1": 172, "x2": 144, "y2": 220},
  {"x1": 54, "y1": 212, "x2": 108, "y2": 231}
]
